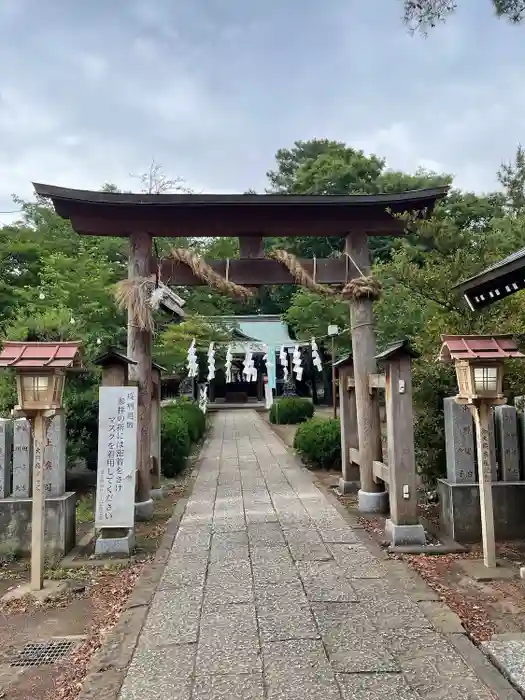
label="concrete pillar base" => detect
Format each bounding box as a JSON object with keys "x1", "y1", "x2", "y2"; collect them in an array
[
  {"x1": 358, "y1": 489, "x2": 389, "y2": 513},
  {"x1": 385, "y1": 518, "x2": 426, "y2": 546},
  {"x1": 338, "y1": 477, "x2": 360, "y2": 495},
  {"x1": 95, "y1": 528, "x2": 135, "y2": 556},
  {"x1": 134, "y1": 498, "x2": 154, "y2": 521}
]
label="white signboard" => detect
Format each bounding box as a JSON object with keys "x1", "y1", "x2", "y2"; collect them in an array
[{"x1": 95, "y1": 386, "x2": 138, "y2": 529}]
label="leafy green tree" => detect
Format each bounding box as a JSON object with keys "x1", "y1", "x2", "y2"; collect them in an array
[
  {"x1": 155, "y1": 316, "x2": 233, "y2": 374},
  {"x1": 402, "y1": 0, "x2": 525, "y2": 32},
  {"x1": 498, "y1": 144, "x2": 525, "y2": 214},
  {"x1": 265, "y1": 139, "x2": 450, "y2": 263}
]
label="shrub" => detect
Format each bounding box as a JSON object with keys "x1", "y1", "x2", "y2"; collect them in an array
[
  {"x1": 269, "y1": 397, "x2": 314, "y2": 425},
  {"x1": 294, "y1": 418, "x2": 341, "y2": 469},
  {"x1": 65, "y1": 387, "x2": 99, "y2": 470},
  {"x1": 169, "y1": 401, "x2": 206, "y2": 442},
  {"x1": 161, "y1": 407, "x2": 191, "y2": 477}
]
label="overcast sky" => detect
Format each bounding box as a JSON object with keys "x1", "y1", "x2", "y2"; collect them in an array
[{"x1": 1, "y1": 0, "x2": 524, "y2": 223}]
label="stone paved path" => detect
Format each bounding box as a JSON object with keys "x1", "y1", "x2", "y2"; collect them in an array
[{"x1": 118, "y1": 411, "x2": 498, "y2": 700}]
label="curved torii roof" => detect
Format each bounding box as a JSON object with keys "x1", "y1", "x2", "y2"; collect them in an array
[{"x1": 33, "y1": 183, "x2": 449, "y2": 238}]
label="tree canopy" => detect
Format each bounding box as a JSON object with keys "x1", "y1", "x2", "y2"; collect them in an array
[{"x1": 402, "y1": 0, "x2": 525, "y2": 31}]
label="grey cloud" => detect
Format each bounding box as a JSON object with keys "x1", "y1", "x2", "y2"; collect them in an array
[{"x1": 1, "y1": 0, "x2": 525, "y2": 223}]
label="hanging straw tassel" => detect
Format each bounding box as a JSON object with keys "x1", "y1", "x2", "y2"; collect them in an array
[{"x1": 114, "y1": 277, "x2": 156, "y2": 331}]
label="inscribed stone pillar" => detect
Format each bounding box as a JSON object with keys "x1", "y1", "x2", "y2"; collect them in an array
[
  {"x1": 444, "y1": 398, "x2": 476, "y2": 483},
  {"x1": 12, "y1": 418, "x2": 31, "y2": 497},
  {"x1": 487, "y1": 407, "x2": 498, "y2": 480},
  {"x1": 0, "y1": 418, "x2": 13, "y2": 498},
  {"x1": 495, "y1": 405, "x2": 520, "y2": 481},
  {"x1": 44, "y1": 413, "x2": 66, "y2": 497},
  {"x1": 515, "y1": 396, "x2": 525, "y2": 478}
]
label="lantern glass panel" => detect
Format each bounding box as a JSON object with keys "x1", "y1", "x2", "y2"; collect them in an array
[
  {"x1": 456, "y1": 363, "x2": 472, "y2": 398},
  {"x1": 21, "y1": 374, "x2": 49, "y2": 403},
  {"x1": 473, "y1": 366, "x2": 499, "y2": 394},
  {"x1": 52, "y1": 375, "x2": 65, "y2": 405}
]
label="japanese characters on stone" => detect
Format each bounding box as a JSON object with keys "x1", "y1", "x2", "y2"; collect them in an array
[{"x1": 95, "y1": 387, "x2": 138, "y2": 529}]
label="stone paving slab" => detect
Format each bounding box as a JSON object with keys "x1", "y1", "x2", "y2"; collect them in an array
[
  {"x1": 297, "y1": 560, "x2": 359, "y2": 602},
  {"x1": 138, "y1": 587, "x2": 202, "y2": 647},
  {"x1": 283, "y1": 527, "x2": 333, "y2": 561},
  {"x1": 257, "y1": 599, "x2": 320, "y2": 641},
  {"x1": 483, "y1": 636, "x2": 525, "y2": 695},
  {"x1": 119, "y1": 644, "x2": 195, "y2": 700},
  {"x1": 336, "y1": 673, "x2": 423, "y2": 700},
  {"x1": 117, "y1": 410, "x2": 509, "y2": 700},
  {"x1": 158, "y1": 554, "x2": 208, "y2": 590},
  {"x1": 192, "y1": 673, "x2": 265, "y2": 700},
  {"x1": 210, "y1": 530, "x2": 249, "y2": 562},
  {"x1": 329, "y1": 543, "x2": 387, "y2": 578},
  {"x1": 263, "y1": 639, "x2": 341, "y2": 700}
]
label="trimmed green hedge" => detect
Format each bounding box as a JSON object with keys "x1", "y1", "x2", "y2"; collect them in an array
[
  {"x1": 170, "y1": 401, "x2": 206, "y2": 442},
  {"x1": 161, "y1": 402, "x2": 206, "y2": 477},
  {"x1": 293, "y1": 418, "x2": 341, "y2": 469},
  {"x1": 269, "y1": 397, "x2": 314, "y2": 425}
]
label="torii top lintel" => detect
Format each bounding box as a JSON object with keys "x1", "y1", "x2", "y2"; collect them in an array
[{"x1": 33, "y1": 183, "x2": 448, "y2": 238}]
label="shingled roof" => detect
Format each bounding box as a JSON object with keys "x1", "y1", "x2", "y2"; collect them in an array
[
  {"x1": 438, "y1": 335, "x2": 523, "y2": 362},
  {"x1": 0, "y1": 341, "x2": 82, "y2": 369}
]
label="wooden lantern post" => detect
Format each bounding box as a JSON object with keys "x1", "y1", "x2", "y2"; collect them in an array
[
  {"x1": 31, "y1": 411, "x2": 46, "y2": 589},
  {"x1": 439, "y1": 334, "x2": 525, "y2": 569},
  {"x1": 0, "y1": 341, "x2": 82, "y2": 591}
]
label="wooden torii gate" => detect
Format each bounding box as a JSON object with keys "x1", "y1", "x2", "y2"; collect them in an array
[{"x1": 33, "y1": 184, "x2": 447, "y2": 514}]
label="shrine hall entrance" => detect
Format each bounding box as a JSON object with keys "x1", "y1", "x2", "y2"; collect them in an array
[{"x1": 211, "y1": 361, "x2": 264, "y2": 405}]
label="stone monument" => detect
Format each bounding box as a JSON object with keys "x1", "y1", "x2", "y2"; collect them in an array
[
  {"x1": 94, "y1": 385, "x2": 139, "y2": 555},
  {"x1": 0, "y1": 418, "x2": 12, "y2": 499},
  {"x1": 495, "y1": 405, "x2": 520, "y2": 481}
]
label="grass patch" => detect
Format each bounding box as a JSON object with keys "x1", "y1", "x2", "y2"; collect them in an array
[{"x1": 76, "y1": 493, "x2": 95, "y2": 524}]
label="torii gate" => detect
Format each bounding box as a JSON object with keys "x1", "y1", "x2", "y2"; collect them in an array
[{"x1": 33, "y1": 183, "x2": 447, "y2": 515}]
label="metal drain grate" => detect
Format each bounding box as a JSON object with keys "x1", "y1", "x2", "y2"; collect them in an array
[{"x1": 9, "y1": 639, "x2": 80, "y2": 667}]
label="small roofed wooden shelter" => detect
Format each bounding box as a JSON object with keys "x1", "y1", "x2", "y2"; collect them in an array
[
  {"x1": 33, "y1": 182, "x2": 448, "y2": 513},
  {"x1": 94, "y1": 347, "x2": 136, "y2": 386},
  {"x1": 455, "y1": 247, "x2": 525, "y2": 311}
]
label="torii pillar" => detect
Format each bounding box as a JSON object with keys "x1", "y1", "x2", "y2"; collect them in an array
[
  {"x1": 345, "y1": 231, "x2": 388, "y2": 512},
  {"x1": 128, "y1": 232, "x2": 154, "y2": 519}
]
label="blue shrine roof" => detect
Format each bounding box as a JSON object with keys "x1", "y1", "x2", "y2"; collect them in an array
[{"x1": 219, "y1": 315, "x2": 296, "y2": 353}]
